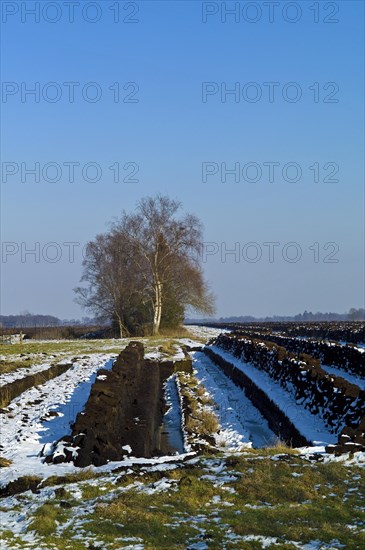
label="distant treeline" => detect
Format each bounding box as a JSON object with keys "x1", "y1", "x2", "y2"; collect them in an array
[
  {"x1": 3, "y1": 308, "x2": 364, "y2": 330},
  {"x1": 187, "y1": 308, "x2": 365, "y2": 324},
  {"x1": 0, "y1": 314, "x2": 98, "y2": 328}
]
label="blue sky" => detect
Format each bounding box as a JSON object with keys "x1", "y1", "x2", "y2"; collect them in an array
[{"x1": 1, "y1": 0, "x2": 364, "y2": 319}]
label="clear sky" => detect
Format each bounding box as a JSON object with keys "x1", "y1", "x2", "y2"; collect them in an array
[{"x1": 1, "y1": 0, "x2": 364, "y2": 319}]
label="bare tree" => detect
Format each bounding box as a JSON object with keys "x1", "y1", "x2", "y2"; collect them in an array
[
  {"x1": 75, "y1": 195, "x2": 215, "y2": 336},
  {"x1": 114, "y1": 195, "x2": 214, "y2": 334},
  {"x1": 75, "y1": 232, "x2": 146, "y2": 338}
]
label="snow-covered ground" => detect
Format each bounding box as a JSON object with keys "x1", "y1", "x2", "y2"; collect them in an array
[
  {"x1": 1, "y1": 451, "x2": 364, "y2": 550},
  {"x1": 1, "y1": 335, "x2": 365, "y2": 550},
  {"x1": 209, "y1": 346, "x2": 338, "y2": 448},
  {"x1": 321, "y1": 364, "x2": 365, "y2": 390},
  {"x1": 0, "y1": 454, "x2": 194, "y2": 547},
  {"x1": 184, "y1": 325, "x2": 229, "y2": 341},
  {"x1": 0, "y1": 343, "x2": 203, "y2": 487},
  {"x1": 0, "y1": 330, "x2": 362, "y2": 494},
  {"x1": 179, "y1": 337, "x2": 204, "y2": 348},
  {"x1": 145, "y1": 344, "x2": 186, "y2": 361},
  {"x1": 294, "y1": 336, "x2": 365, "y2": 353},
  {"x1": 333, "y1": 341, "x2": 365, "y2": 353},
  {"x1": 0, "y1": 361, "x2": 55, "y2": 387},
  {"x1": 0, "y1": 354, "x2": 117, "y2": 486},
  {"x1": 193, "y1": 352, "x2": 276, "y2": 449}
]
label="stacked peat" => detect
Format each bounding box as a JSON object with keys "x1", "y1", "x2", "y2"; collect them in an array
[
  {"x1": 228, "y1": 329, "x2": 364, "y2": 378},
  {"x1": 210, "y1": 333, "x2": 365, "y2": 453}
]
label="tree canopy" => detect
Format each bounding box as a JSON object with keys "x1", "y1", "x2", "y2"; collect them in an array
[{"x1": 75, "y1": 195, "x2": 215, "y2": 336}]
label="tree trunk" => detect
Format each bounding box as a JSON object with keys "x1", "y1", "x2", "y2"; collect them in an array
[
  {"x1": 118, "y1": 318, "x2": 124, "y2": 339},
  {"x1": 152, "y1": 280, "x2": 163, "y2": 335}
]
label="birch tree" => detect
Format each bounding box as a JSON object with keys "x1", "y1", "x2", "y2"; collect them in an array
[
  {"x1": 114, "y1": 195, "x2": 214, "y2": 334},
  {"x1": 75, "y1": 195, "x2": 215, "y2": 336},
  {"x1": 74, "y1": 232, "x2": 146, "y2": 338}
]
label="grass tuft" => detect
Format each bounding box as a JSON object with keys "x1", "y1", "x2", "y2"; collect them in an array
[{"x1": 28, "y1": 504, "x2": 59, "y2": 535}]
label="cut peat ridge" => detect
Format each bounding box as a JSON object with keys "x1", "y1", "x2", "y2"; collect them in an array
[
  {"x1": 44, "y1": 342, "x2": 192, "y2": 466},
  {"x1": 205, "y1": 329, "x2": 365, "y2": 454},
  {"x1": 40, "y1": 326, "x2": 365, "y2": 469}
]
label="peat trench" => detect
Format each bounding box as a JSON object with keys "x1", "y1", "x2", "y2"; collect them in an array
[
  {"x1": 0, "y1": 362, "x2": 74, "y2": 409},
  {"x1": 44, "y1": 342, "x2": 193, "y2": 467},
  {"x1": 206, "y1": 334, "x2": 365, "y2": 454},
  {"x1": 42, "y1": 341, "x2": 335, "y2": 467},
  {"x1": 203, "y1": 348, "x2": 310, "y2": 448}
]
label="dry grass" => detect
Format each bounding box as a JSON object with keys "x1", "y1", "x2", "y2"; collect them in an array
[
  {"x1": 178, "y1": 372, "x2": 220, "y2": 442},
  {"x1": 198, "y1": 409, "x2": 219, "y2": 435},
  {"x1": 1, "y1": 452, "x2": 364, "y2": 549},
  {"x1": 0, "y1": 386, "x2": 12, "y2": 409},
  {"x1": 158, "y1": 341, "x2": 178, "y2": 356},
  {"x1": 42, "y1": 468, "x2": 98, "y2": 488},
  {"x1": 146, "y1": 326, "x2": 190, "y2": 339},
  {"x1": 0, "y1": 357, "x2": 34, "y2": 376}
]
